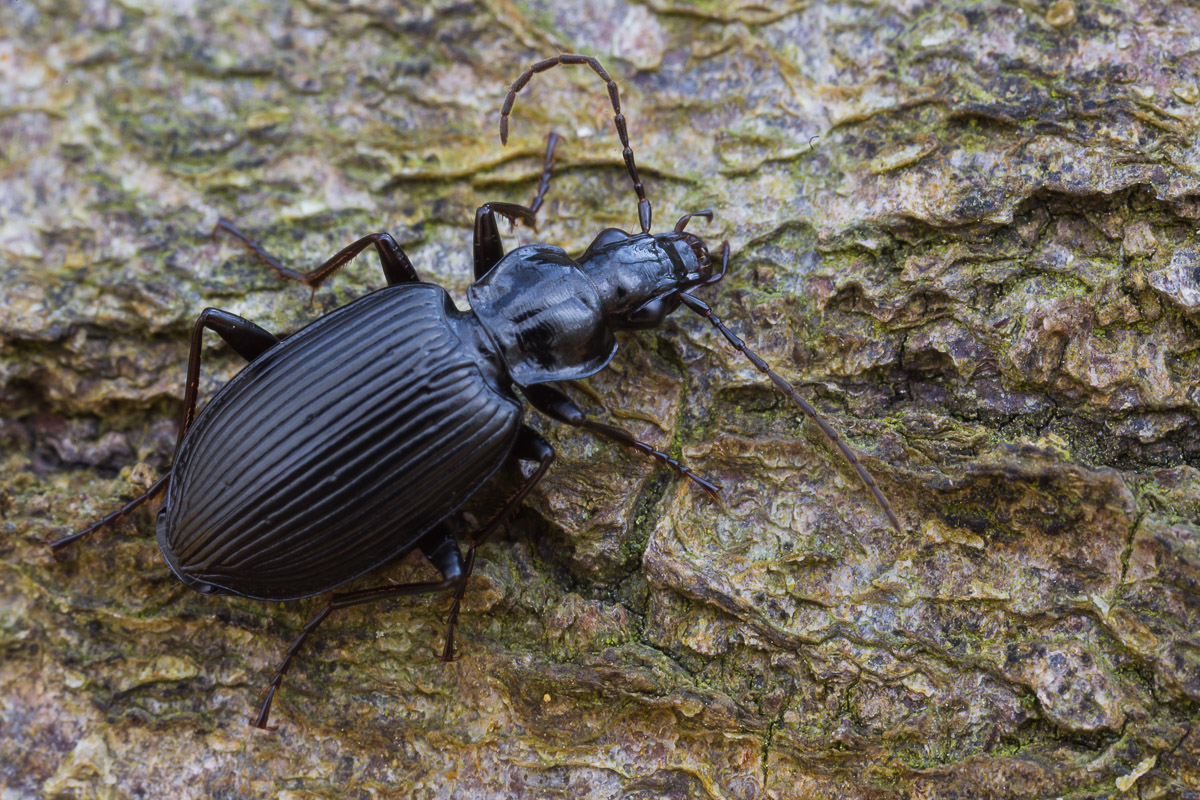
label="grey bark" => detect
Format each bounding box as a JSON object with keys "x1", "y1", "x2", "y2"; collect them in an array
[{"x1": 2, "y1": 0, "x2": 1198, "y2": 797}]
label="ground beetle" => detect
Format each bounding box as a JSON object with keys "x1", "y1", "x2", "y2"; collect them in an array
[{"x1": 51, "y1": 54, "x2": 901, "y2": 729}]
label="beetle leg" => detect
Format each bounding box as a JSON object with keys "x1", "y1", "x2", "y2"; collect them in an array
[
  {"x1": 473, "y1": 203, "x2": 533, "y2": 281},
  {"x1": 526, "y1": 131, "x2": 562, "y2": 218},
  {"x1": 440, "y1": 425, "x2": 555, "y2": 661},
  {"x1": 194, "y1": 307, "x2": 279, "y2": 362},
  {"x1": 500, "y1": 54, "x2": 652, "y2": 233},
  {"x1": 175, "y1": 308, "x2": 280, "y2": 451},
  {"x1": 48, "y1": 309, "x2": 280, "y2": 553},
  {"x1": 472, "y1": 132, "x2": 561, "y2": 280},
  {"x1": 701, "y1": 240, "x2": 731, "y2": 286},
  {"x1": 674, "y1": 210, "x2": 714, "y2": 233},
  {"x1": 213, "y1": 219, "x2": 420, "y2": 297},
  {"x1": 253, "y1": 586, "x2": 442, "y2": 726},
  {"x1": 522, "y1": 384, "x2": 721, "y2": 498},
  {"x1": 48, "y1": 474, "x2": 169, "y2": 552},
  {"x1": 252, "y1": 523, "x2": 463, "y2": 730}
]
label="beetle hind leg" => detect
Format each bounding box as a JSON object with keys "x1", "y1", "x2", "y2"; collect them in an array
[
  {"x1": 48, "y1": 309, "x2": 280, "y2": 553},
  {"x1": 251, "y1": 524, "x2": 465, "y2": 730},
  {"x1": 48, "y1": 474, "x2": 170, "y2": 552},
  {"x1": 440, "y1": 425, "x2": 555, "y2": 661}
]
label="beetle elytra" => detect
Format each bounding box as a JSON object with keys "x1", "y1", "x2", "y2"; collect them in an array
[{"x1": 52, "y1": 54, "x2": 900, "y2": 729}]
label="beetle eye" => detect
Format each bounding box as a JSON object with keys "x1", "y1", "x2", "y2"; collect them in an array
[{"x1": 584, "y1": 227, "x2": 630, "y2": 257}]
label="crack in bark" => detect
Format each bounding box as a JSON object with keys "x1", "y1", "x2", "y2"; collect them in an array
[
  {"x1": 760, "y1": 682, "x2": 795, "y2": 792},
  {"x1": 1113, "y1": 510, "x2": 1146, "y2": 602}
]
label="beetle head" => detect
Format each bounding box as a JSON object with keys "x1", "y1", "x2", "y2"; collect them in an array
[{"x1": 578, "y1": 217, "x2": 713, "y2": 331}]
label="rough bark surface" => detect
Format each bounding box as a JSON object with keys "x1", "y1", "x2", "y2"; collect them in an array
[{"x1": 2, "y1": 1, "x2": 1198, "y2": 798}]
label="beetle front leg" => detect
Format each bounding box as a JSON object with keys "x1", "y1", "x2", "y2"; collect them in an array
[
  {"x1": 49, "y1": 308, "x2": 280, "y2": 552},
  {"x1": 523, "y1": 383, "x2": 721, "y2": 498},
  {"x1": 473, "y1": 131, "x2": 561, "y2": 280},
  {"x1": 214, "y1": 219, "x2": 420, "y2": 296}
]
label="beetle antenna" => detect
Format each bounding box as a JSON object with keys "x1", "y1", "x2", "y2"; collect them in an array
[
  {"x1": 500, "y1": 54, "x2": 652, "y2": 234},
  {"x1": 676, "y1": 291, "x2": 902, "y2": 533}
]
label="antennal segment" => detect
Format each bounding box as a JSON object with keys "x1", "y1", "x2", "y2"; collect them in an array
[
  {"x1": 677, "y1": 291, "x2": 902, "y2": 533},
  {"x1": 500, "y1": 54, "x2": 652, "y2": 234}
]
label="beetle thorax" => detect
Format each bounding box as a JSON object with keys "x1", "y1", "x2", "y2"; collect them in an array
[
  {"x1": 467, "y1": 233, "x2": 709, "y2": 388},
  {"x1": 467, "y1": 244, "x2": 617, "y2": 387}
]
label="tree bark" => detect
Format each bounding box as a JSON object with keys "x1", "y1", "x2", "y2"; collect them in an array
[{"x1": 2, "y1": 1, "x2": 1197, "y2": 797}]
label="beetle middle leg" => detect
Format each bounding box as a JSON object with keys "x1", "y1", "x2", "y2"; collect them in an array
[
  {"x1": 49, "y1": 308, "x2": 280, "y2": 552},
  {"x1": 473, "y1": 131, "x2": 562, "y2": 280},
  {"x1": 213, "y1": 219, "x2": 420, "y2": 299},
  {"x1": 522, "y1": 384, "x2": 721, "y2": 498}
]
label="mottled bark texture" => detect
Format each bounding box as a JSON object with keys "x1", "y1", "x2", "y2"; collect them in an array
[{"x1": 2, "y1": 1, "x2": 1198, "y2": 798}]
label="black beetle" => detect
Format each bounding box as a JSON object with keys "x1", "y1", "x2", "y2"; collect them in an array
[{"x1": 51, "y1": 54, "x2": 900, "y2": 729}]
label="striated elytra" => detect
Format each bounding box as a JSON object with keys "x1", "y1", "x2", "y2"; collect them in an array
[{"x1": 50, "y1": 54, "x2": 901, "y2": 729}]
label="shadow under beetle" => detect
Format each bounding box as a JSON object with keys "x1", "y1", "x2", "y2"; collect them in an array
[{"x1": 51, "y1": 54, "x2": 901, "y2": 729}]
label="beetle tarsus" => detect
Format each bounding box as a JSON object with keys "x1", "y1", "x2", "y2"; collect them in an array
[
  {"x1": 440, "y1": 585, "x2": 467, "y2": 663},
  {"x1": 528, "y1": 131, "x2": 562, "y2": 218},
  {"x1": 214, "y1": 218, "x2": 421, "y2": 291},
  {"x1": 501, "y1": 54, "x2": 652, "y2": 233},
  {"x1": 48, "y1": 473, "x2": 171, "y2": 552},
  {"x1": 251, "y1": 684, "x2": 281, "y2": 731}
]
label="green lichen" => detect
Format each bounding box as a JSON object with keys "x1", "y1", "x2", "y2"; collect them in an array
[{"x1": 5, "y1": 0, "x2": 1200, "y2": 797}]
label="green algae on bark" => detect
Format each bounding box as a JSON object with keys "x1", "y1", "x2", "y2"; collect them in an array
[{"x1": 3, "y1": 0, "x2": 1200, "y2": 798}]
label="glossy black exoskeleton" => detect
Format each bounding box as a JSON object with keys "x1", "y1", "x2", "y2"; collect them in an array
[{"x1": 51, "y1": 54, "x2": 900, "y2": 729}]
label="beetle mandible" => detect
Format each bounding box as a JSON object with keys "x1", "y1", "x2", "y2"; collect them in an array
[{"x1": 51, "y1": 54, "x2": 901, "y2": 729}]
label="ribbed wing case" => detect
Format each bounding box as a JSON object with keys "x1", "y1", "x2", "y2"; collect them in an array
[{"x1": 157, "y1": 284, "x2": 522, "y2": 600}]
